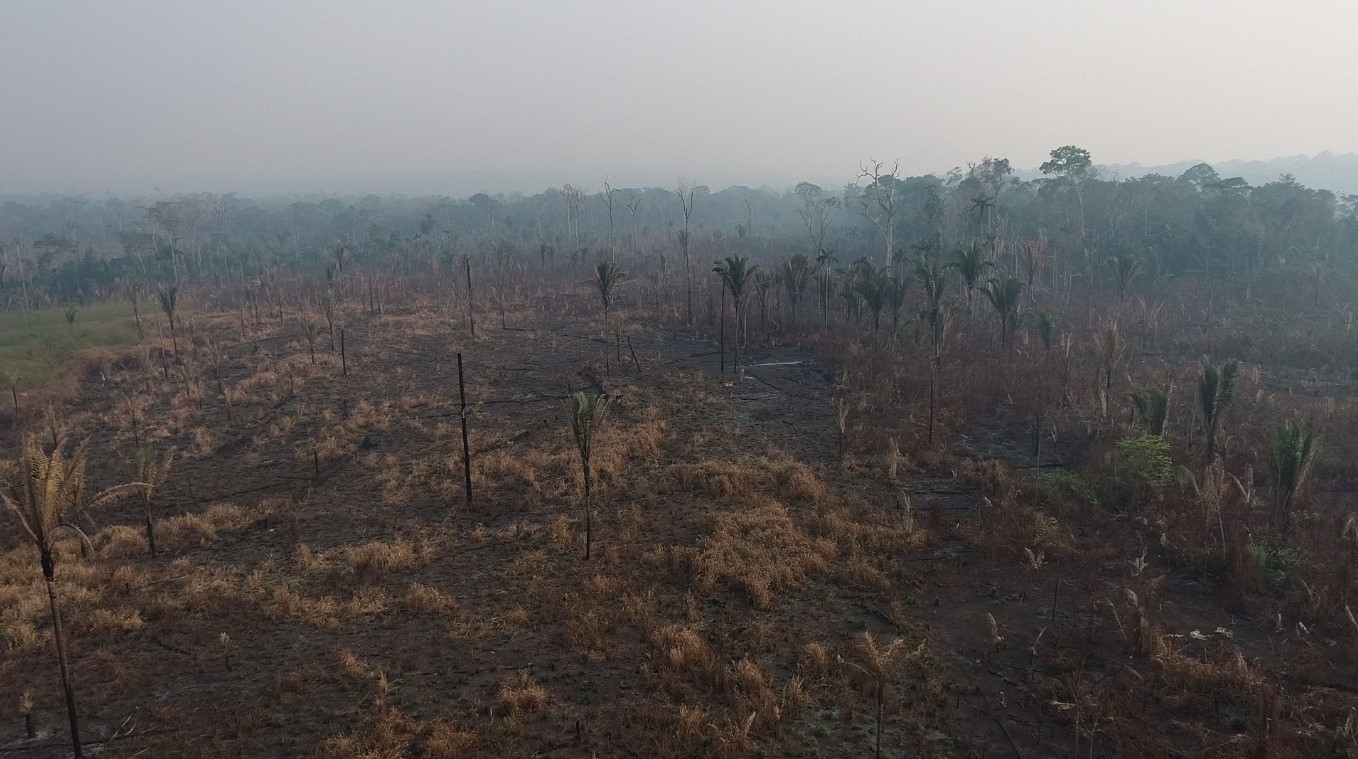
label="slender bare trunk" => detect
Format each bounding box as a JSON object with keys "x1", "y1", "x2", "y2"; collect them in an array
[{"x1": 42, "y1": 551, "x2": 83, "y2": 759}]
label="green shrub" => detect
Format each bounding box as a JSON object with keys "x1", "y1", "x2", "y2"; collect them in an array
[
  {"x1": 1041, "y1": 470, "x2": 1099, "y2": 507},
  {"x1": 1113, "y1": 435, "x2": 1175, "y2": 488},
  {"x1": 1246, "y1": 539, "x2": 1304, "y2": 592}
]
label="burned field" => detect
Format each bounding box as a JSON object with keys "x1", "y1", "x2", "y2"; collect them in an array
[{"x1": 3, "y1": 262, "x2": 1358, "y2": 759}]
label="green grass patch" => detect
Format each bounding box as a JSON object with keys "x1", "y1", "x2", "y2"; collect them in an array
[{"x1": 0, "y1": 303, "x2": 142, "y2": 390}]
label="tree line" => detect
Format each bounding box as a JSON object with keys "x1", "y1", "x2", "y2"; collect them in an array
[{"x1": 0, "y1": 147, "x2": 1354, "y2": 308}]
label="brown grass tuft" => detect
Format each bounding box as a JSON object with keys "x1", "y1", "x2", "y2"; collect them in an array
[
  {"x1": 494, "y1": 672, "x2": 549, "y2": 717},
  {"x1": 420, "y1": 723, "x2": 478, "y2": 758}
]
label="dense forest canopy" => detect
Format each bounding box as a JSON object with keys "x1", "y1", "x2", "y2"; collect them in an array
[{"x1": 1, "y1": 147, "x2": 1355, "y2": 307}]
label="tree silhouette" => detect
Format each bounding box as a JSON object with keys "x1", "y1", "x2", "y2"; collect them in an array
[
  {"x1": 916, "y1": 257, "x2": 951, "y2": 444},
  {"x1": 593, "y1": 260, "x2": 625, "y2": 316},
  {"x1": 814, "y1": 249, "x2": 838, "y2": 330},
  {"x1": 713, "y1": 255, "x2": 759, "y2": 375},
  {"x1": 779, "y1": 254, "x2": 812, "y2": 327},
  {"x1": 676, "y1": 182, "x2": 697, "y2": 327},
  {"x1": 853, "y1": 264, "x2": 888, "y2": 332},
  {"x1": 951, "y1": 242, "x2": 992, "y2": 317},
  {"x1": 884, "y1": 271, "x2": 912, "y2": 336},
  {"x1": 981, "y1": 275, "x2": 1024, "y2": 350}
]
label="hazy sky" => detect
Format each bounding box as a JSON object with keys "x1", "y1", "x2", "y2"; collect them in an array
[{"x1": 3, "y1": 1, "x2": 1356, "y2": 195}]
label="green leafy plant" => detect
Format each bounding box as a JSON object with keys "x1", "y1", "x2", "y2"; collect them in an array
[
  {"x1": 1130, "y1": 384, "x2": 1172, "y2": 437},
  {"x1": 1114, "y1": 435, "x2": 1175, "y2": 489},
  {"x1": 1198, "y1": 359, "x2": 1239, "y2": 463},
  {"x1": 1041, "y1": 470, "x2": 1099, "y2": 508},
  {"x1": 1246, "y1": 539, "x2": 1304, "y2": 593},
  {"x1": 1271, "y1": 419, "x2": 1318, "y2": 535},
  {"x1": 593, "y1": 260, "x2": 625, "y2": 315}
]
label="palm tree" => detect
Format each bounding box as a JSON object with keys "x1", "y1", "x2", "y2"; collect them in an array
[
  {"x1": 568, "y1": 391, "x2": 610, "y2": 561},
  {"x1": 980, "y1": 275, "x2": 1024, "y2": 350},
  {"x1": 157, "y1": 285, "x2": 180, "y2": 357},
  {"x1": 950, "y1": 242, "x2": 991, "y2": 317},
  {"x1": 134, "y1": 447, "x2": 175, "y2": 558},
  {"x1": 593, "y1": 260, "x2": 625, "y2": 316},
  {"x1": 1198, "y1": 359, "x2": 1239, "y2": 463},
  {"x1": 713, "y1": 255, "x2": 759, "y2": 375},
  {"x1": 780, "y1": 254, "x2": 812, "y2": 327},
  {"x1": 2, "y1": 437, "x2": 147, "y2": 759},
  {"x1": 1032, "y1": 310, "x2": 1059, "y2": 355},
  {"x1": 969, "y1": 193, "x2": 997, "y2": 239},
  {"x1": 1094, "y1": 322, "x2": 1124, "y2": 395},
  {"x1": 1271, "y1": 419, "x2": 1318, "y2": 534},
  {"x1": 884, "y1": 271, "x2": 912, "y2": 336},
  {"x1": 854, "y1": 632, "x2": 910, "y2": 759},
  {"x1": 838, "y1": 270, "x2": 862, "y2": 329},
  {"x1": 750, "y1": 270, "x2": 773, "y2": 335},
  {"x1": 1130, "y1": 384, "x2": 1171, "y2": 437},
  {"x1": 916, "y1": 257, "x2": 950, "y2": 354},
  {"x1": 853, "y1": 264, "x2": 888, "y2": 332},
  {"x1": 1110, "y1": 250, "x2": 1144, "y2": 309}
]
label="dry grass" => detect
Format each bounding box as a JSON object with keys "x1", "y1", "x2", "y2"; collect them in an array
[
  {"x1": 319, "y1": 704, "x2": 415, "y2": 759},
  {"x1": 400, "y1": 582, "x2": 458, "y2": 614},
  {"x1": 688, "y1": 496, "x2": 835, "y2": 609},
  {"x1": 341, "y1": 537, "x2": 422, "y2": 580},
  {"x1": 665, "y1": 454, "x2": 832, "y2": 506},
  {"x1": 421, "y1": 723, "x2": 478, "y2": 758},
  {"x1": 493, "y1": 672, "x2": 549, "y2": 717},
  {"x1": 156, "y1": 501, "x2": 271, "y2": 551}
]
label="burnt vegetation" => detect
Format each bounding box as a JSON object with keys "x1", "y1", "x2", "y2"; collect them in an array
[{"x1": 1, "y1": 149, "x2": 1358, "y2": 756}]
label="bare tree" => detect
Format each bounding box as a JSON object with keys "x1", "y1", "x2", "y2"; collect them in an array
[
  {"x1": 857, "y1": 160, "x2": 901, "y2": 266},
  {"x1": 624, "y1": 193, "x2": 644, "y2": 256},
  {"x1": 676, "y1": 180, "x2": 698, "y2": 327},
  {"x1": 601, "y1": 181, "x2": 620, "y2": 261},
  {"x1": 795, "y1": 182, "x2": 840, "y2": 257},
  {"x1": 562, "y1": 184, "x2": 589, "y2": 252}
]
